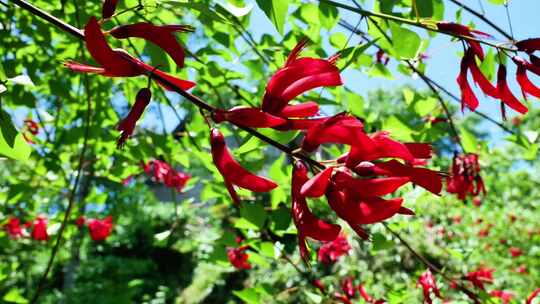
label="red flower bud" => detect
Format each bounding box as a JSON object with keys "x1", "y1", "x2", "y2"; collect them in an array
[{"x1": 117, "y1": 88, "x2": 151, "y2": 147}]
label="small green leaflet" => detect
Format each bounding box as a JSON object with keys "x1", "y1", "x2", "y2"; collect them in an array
[
  {"x1": 0, "y1": 110, "x2": 31, "y2": 162},
  {"x1": 390, "y1": 23, "x2": 422, "y2": 59},
  {"x1": 255, "y1": 0, "x2": 288, "y2": 35}
]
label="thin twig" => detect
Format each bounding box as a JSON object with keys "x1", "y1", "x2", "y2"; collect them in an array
[{"x1": 318, "y1": 0, "x2": 516, "y2": 52}]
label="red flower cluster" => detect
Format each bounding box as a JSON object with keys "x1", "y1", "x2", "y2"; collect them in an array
[
  {"x1": 29, "y1": 216, "x2": 49, "y2": 241},
  {"x1": 227, "y1": 245, "x2": 251, "y2": 270},
  {"x1": 417, "y1": 269, "x2": 442, "y2": 304},
  {"x1": 317, "y1": 234, "x2": 351, "y2": 264},
  {"x1": 76, "y1": 216, "x2": 114, "y2": 241},
  {"x1": 528, "y1": 288, "x2": 540, "y2": 304},
  {"x1": 142, "y1": 159, "x2": 191, "y2": 192},
  {"x1": 5, "y1": 216, "x2": 49, "y2": 241},
  {"x1": 439, "y1": 22, "x2": 540, "y2": 116},
  {"x1": 509, "y1": 246, "x2": 523, "y2": 258},
  {"x1": 22, "y1": 119, "x2": 39, "y2": 144},
  {"x1": 463, "y1": 266, "x2": 494, "y2": 290},
  {"x1": 5, "y1": 217, "x2": 24, "y2": 239},
  {"x1": 489, "y1": 290, "x2": 514, "y2": 304},
  {"x1": 333, "y1": 277, "x2": 385, "y2": 304},
  {"x1": 447, "y1": 153, "x2": 485, "y2": 201},
  {"x1": 66, "y1": 4, "x2": 195, "y2": 146}
]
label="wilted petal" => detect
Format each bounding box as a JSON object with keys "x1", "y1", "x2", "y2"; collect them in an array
[
  {"x1": 110, "y1": 23, "x2": 192, "y2": 68},
  {"x1": 212, "y1": 106, "x2": 286, "y2": 128},
  {"x1": 210, "y1": 128, "x2": 277, "y2": 196},
  {"x1": 300, "y1": 167, "x2": 334, "y2": 198}
]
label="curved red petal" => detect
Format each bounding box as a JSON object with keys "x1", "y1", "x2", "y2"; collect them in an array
[
  {"x1": 280, "y1": 70, "x2": 342, "y2": 102},
  {"x1": 376, "y1": 160, "x2": 443, "y2": 195},
  {"x1": 527, "y1": 288, "x2": 540, "y2": 304},
  {"x1": 516, "y1": 38, "x2": 540, "y2": 53},
  {"x1": 302, "y1": 114, "x2": 371, "y2": 152},
  {"x1": 64, "y1": 61, "x2": 105, "y2": 73},
  {"x1": 467, "y1": 49, "x2": 499, "y2": 98},
  {"x1": 333, "y1": 172, "x2": 410, "y2": 198},
  {"x1": 292, "y1": 162, "x2": 341, "y2": 243},
  {"x1": 456, "y1": 55, "x2": 479, "y2": 111},
  {"x1": 210, "y1": 128, "x2": 278, "y2": 193},
  {"x1": 497, "y1": 64, "x2": 528, "y2": 114},
  {"x1": 102, "y1": 0, "x2": 119, "y2": 19},
  {"x1": 285, "y1": 39, "x2": 309, "y2": 66},
  {"x1": 84, "y1": 17, "x2": 139, "y2": 76},
  {"x1": 117, "y1": 88, "x2": 152, "y2": 147},
  {"x1": 300, "y1": 167, "x2": 334, "y2": 198},
  {"x1": 213, "y1": 107, "x2": 286, "y2": 128},
  {"x1": 516, "y1": 65, "x2": 540, "y2": 99},
  {"x1": 404, "y1": 143, "x2": 433, "y2": 159},
  {"x1": 110, "y1": 22, "x2": 187, "y2": 68},
  {"x1": 272, "y1": 117, "x2": 328, "y2": 131},
  {"x1": 279, "y1": 101, "x2": 319, "y2": 118}
]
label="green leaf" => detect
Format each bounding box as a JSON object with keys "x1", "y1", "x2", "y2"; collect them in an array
[
  {"x1": 318, "y1": 2, "x2": 339, "y2": 30},
  {"x1": 255, "y1": 0, "x2": 288, "y2": 35},
  {"x1": 233, "y1": 288, "x2": 261, "y2": 304},
  {"x1": 390, "y1": 23, "x2": 422, "y2": 59},
  {"x1": 239, "y1": 202, "x2": 267, "y2": 229},
  {"x1": 460, "y1": 127, "x2": 478, "y2": 153},
  {"x1": 487, "y1": 0, "x2": 505, "y2": 4},
  {"x1": 0, "y1": 111, "x2": 31, "y2": 162},
  {"x1": 329, "y1": 32, "x2": 348, "y2": 49},
  {"x1": 0, "y1": 110, "x2": 17, "y2": 148},
  {"x1": 3, "y1": 289, "x2": 28, "y2": 304},
  {"x1": 372, "y1": 232, "x2": 393, "y2": 251}
]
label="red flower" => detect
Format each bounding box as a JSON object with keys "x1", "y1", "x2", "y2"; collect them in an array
[
  {"x1": 497, "y1": 64, "x2": 528, "y2": 115},
  {"x1": 109, "y1": 23, "x2": 192, "y2": 68},
  {"x1": 117, "y1": 88, "x2": 151, "y2": 147},
  {"x1": 262, "y1": 39, "x2": 342, "y2": 116},
  {"x1": 65, "y1": 17, "x2": 195, "y2": 91},
  {"x1": 447, "y1": 153, "x2": 485, "y2": 201},
  {"x1": 317, "y1": 234, "x2": 351, "y2": 264},
  {"x1": 465, "y1": 48, "x2": 499, "y2": 99},
  {"x1": 291, "y1": 161, "x2": 341, "y2": 262},
  {"x1": 311, "y1": 279, "x2": 326, "y2": 294},
  {"x1": 5, "y1": 217, "x2": 24, "y2": 239},
  {"x1": 513, "y1": 56, "x2": 540, "y2": 99},
  {"x1": 473, "y1": 197, "x2": 482, "y2": 207},
  {"x1": 370, "y1": 160, "x2": 444, "y2": 195},
  {"x1": 516, "y1": 38, "x2": 540, "y2": 53},
  {"x1": 87, "y1": 216, "x2": 113, "y2": 241},
  {"x1": 346, "y1": 131, "x2": 432, "y2": 166},
  {"x1": 300, "y1": 167, "x2": 334, "y2": 198},
  {"x1": 227, "y1": 245, "x2": 251, "y2": 270},
  {"x1": 456, "y1": 50, "x2": 479, "y2": 111},
  {"x1": 212, "y1": 106, "x2": 286, "y2": 128},
  {"x1": 417, "y1": 269, "x2": 442, "y2": 304},
  {"x1": 436, "y1": 22, "x2": 489, "y2": 59},
  {"x1": 358, "y1": 284, "x2": 374, "y2": 303},
  {"x1": 210, "y1": 128, "x2": 277, "y2": 204},
  {"x1": 24, "y1": 119, "x2": 39, "y2": 135},
  {"x1": 142, "y1": 160, "x2": 191, "y2": 192},
  {"x1": 509, "y1": 247, "x2": 523, "y2": 258},
  {"x1": 31, "y1": 216, "x2": 49, "y2": 241},
  {"x1": 527, "y1": 288, "x2": 540, "y2": 304},
  {"x1": 464, "y1": 266, "x2": 494, "y2": 290},
  {"x1": 102, "y1": 0, "x2": 119, "y2": 19},
  {"x1": 302, "y1": 113, "x2": 372, "y2": 152},
  {"x1": 489, "y1": 290, "x2": 514, "y2": 304},
  {"x1": 375, "y1": 49, "x2": 390, "y2": 65},
  {"x1": 341, "y1": 277, "x2": 356, "y2": 299},
  {"x1": 516, "y1": 264, "x2": 527, "y2": 274},
  {"x1": 75, "y1": 216, "x2": 86, "y2": 228}
]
